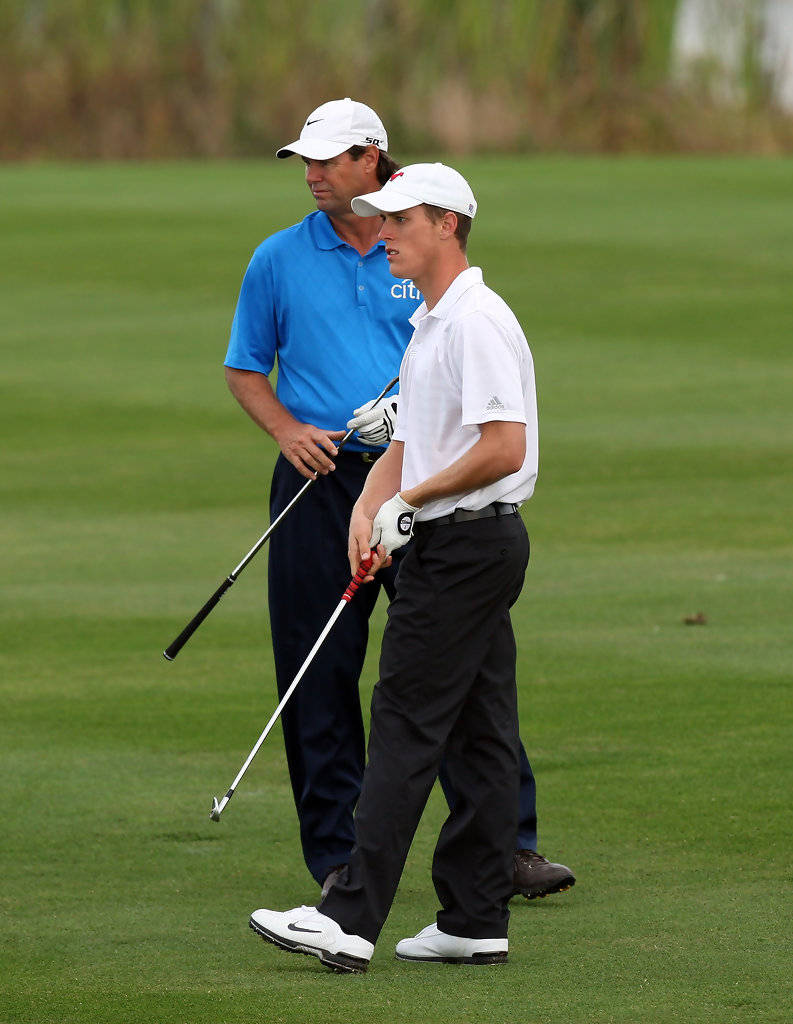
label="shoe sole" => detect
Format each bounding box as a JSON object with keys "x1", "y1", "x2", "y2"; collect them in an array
[
  {"x1": 517, "y1": 875, "x2": 576, "y2": 900},
  {"x1": 395, "y1": 951, "x2": 508, "y2": 965},
  {"x1": 249, "y1": 917, "x2": 369, "y2": 974}
]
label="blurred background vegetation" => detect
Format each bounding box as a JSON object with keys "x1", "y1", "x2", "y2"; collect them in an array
[{"x1": 2, "y1": 0, "x2": 793, "y2": 158}]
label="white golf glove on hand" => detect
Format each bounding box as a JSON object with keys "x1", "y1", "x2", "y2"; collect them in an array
[
  {"x1": 347, "y1": 394, "x2": 399, "y2": 447},
  {"x1": 369, "y1": 493, "x2": 420, "y2": 555}
]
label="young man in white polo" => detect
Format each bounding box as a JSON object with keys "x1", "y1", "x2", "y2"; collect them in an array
[{"x1": 250, "y1": 163, "x2": 540, "y2": 973}]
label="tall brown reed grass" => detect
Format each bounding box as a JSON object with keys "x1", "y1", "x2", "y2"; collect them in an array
[{"x1": 1, "y1": 0, "x2": 790, "y2": 158}]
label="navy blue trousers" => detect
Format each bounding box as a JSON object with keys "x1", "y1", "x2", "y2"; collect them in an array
[{"x1": 268, "y1": 452, "x2": 538, "y2": 885}]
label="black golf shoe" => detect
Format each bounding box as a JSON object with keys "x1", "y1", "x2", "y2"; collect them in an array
[{"x1": 512, "y1": 849, "x2": 576, "y2": 899}]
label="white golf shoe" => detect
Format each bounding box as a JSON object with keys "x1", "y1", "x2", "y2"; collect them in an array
[
  {"x1": 395, "y1": 923, "x2": 508, "y2": 965},
  {"x1": 249, "y1": 905, "x2": 373, "y2": 973}
]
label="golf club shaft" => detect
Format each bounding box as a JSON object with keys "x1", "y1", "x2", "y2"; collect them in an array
[
  {"x1": 210, "y1": 554, "x2": 375, "y2": 821},
  {"x1": 163, "y1": 479, "x2": 312, "y2": 661},
  {"x1": 163, "y1": 375, "x2": 398, "y2": 661}
]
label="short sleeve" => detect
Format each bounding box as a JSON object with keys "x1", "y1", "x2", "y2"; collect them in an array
[
  {"x1": 458, "y1": 312, "x2": 527, "y2": 427},
  {"x1": 224, "y1": 246, "x2": 278, "y2": 374}
]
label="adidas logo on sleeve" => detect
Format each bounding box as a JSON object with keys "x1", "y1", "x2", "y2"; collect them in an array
[{"x1": 485, "y1": 395, "x2": 505, "y2": 412}]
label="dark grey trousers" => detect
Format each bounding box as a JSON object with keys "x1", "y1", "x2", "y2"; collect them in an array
[{"x1": 319, "y1": 512, "x2": 530, "y2": 945}]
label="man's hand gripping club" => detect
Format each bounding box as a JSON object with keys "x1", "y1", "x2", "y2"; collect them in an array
[
  {"x1": 348, "y1": 439, "x2": 421, "y2": 581},
  {"x1": 349, "y1": 493, "x2": 420, "y2": 581},
  {"x1": 347, "y1": 394, "x2": 399, "y2": 447}
]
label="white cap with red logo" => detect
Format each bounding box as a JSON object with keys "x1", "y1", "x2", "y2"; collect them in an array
[
  {"x1": 276, "y1": 98, "x2": 388, "y2": 160},
  {"x1": 351, "y1": 163, "x2": 477, "y2": 219}
]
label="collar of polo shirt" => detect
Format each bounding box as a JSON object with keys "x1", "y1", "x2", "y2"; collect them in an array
[
  {"x1": 409, "y1": 267, "x2": 484, "y2": 329},
  {"x1": 311, "y1": 210, "x2": 386, "y2": 254}
]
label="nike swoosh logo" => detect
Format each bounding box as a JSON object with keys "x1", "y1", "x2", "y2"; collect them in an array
[
  {"x1": 288, "y1": 923, "x2": 322, "y2": 934},
  {"x1": 306, "y1": 118, "x2": 323, "y2": 125}
]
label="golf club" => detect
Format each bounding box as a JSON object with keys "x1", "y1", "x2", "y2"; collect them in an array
[
  {"x1": 209, "y1": 553, "x2": 375, "y2": 822},
  {"x1": 163, "y1": 375, "x2": 398, "y2": 661}
]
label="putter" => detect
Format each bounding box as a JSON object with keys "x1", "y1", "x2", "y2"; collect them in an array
[
  {"x1": 163, "y1": 375, "x2": 398, "y2": 660},
  {"x1": 210, "y1": 554, "x2": 375, "y2": 821}
]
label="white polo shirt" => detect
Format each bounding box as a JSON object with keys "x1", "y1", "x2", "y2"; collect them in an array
[{"x1": 393, "y1": 266, "x2": 538, "y2": 522}]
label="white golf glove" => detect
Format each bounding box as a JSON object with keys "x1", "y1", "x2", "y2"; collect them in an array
[
  {"x1": 347, "y1": 394, "x2": 399, "y2": 447},
  {"x1": 369, "y1": 493, "x2": 419, "y2": 555}
]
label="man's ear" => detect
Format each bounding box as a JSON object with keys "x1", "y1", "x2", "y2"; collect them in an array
[
  {"x1": 439, "y1": 210, "x2": 458, "y2": 239},
  {"x1": 362, "y1": 144, "x2": 380, "y2": 175}
]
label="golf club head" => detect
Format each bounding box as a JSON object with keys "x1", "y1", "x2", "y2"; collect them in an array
[{"x1": 209, "y1": 796, "x2": 221, "y2": 822}]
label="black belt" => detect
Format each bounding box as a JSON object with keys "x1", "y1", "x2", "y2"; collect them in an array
[
  {"x1": 414, "y1": 502, "x2": 519, "y2": 530},
  {"x1": 335, "y1": 449, "x2": 383, "y2": 464}
]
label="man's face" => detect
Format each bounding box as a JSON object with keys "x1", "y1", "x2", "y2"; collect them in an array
[
  {"x1": 377, "y1": 207, "x2": 443, "y2": 281},
  {"x1": 303, "y1": 151, "x2": 376, "y2": 219}
]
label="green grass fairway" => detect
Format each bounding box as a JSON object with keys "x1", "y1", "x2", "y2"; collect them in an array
[{"x1": 2, "y1": 156, "x2": 791, "y2": 1024}]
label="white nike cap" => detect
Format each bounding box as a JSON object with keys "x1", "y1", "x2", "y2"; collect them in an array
[
  {"x1": 276, "y1": 98, "x2": 388, "y2": 160},
  {"x1": 351, "y1": 163, "x2": 477, "y2": 219}
]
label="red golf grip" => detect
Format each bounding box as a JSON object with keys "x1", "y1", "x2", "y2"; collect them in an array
[{"x1": 342, "y1": 555, "x2": 375, "y2": 602}]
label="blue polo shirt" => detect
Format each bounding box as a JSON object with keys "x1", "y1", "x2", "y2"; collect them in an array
[{"x1": 225, "y1": 211, "x2": 421, "y2": 451}]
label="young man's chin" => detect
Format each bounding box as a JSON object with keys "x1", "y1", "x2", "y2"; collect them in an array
[{"x1": 387, "y1": 255, "x2": 410, "y2": 278}]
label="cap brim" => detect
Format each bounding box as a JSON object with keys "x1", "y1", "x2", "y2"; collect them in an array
[
  {"x1": 351, "y1": 190, "x2": 423, "y2": 217},
  {"x1": 276, "y1": 139, "x2": 352, "y2": 160}
]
